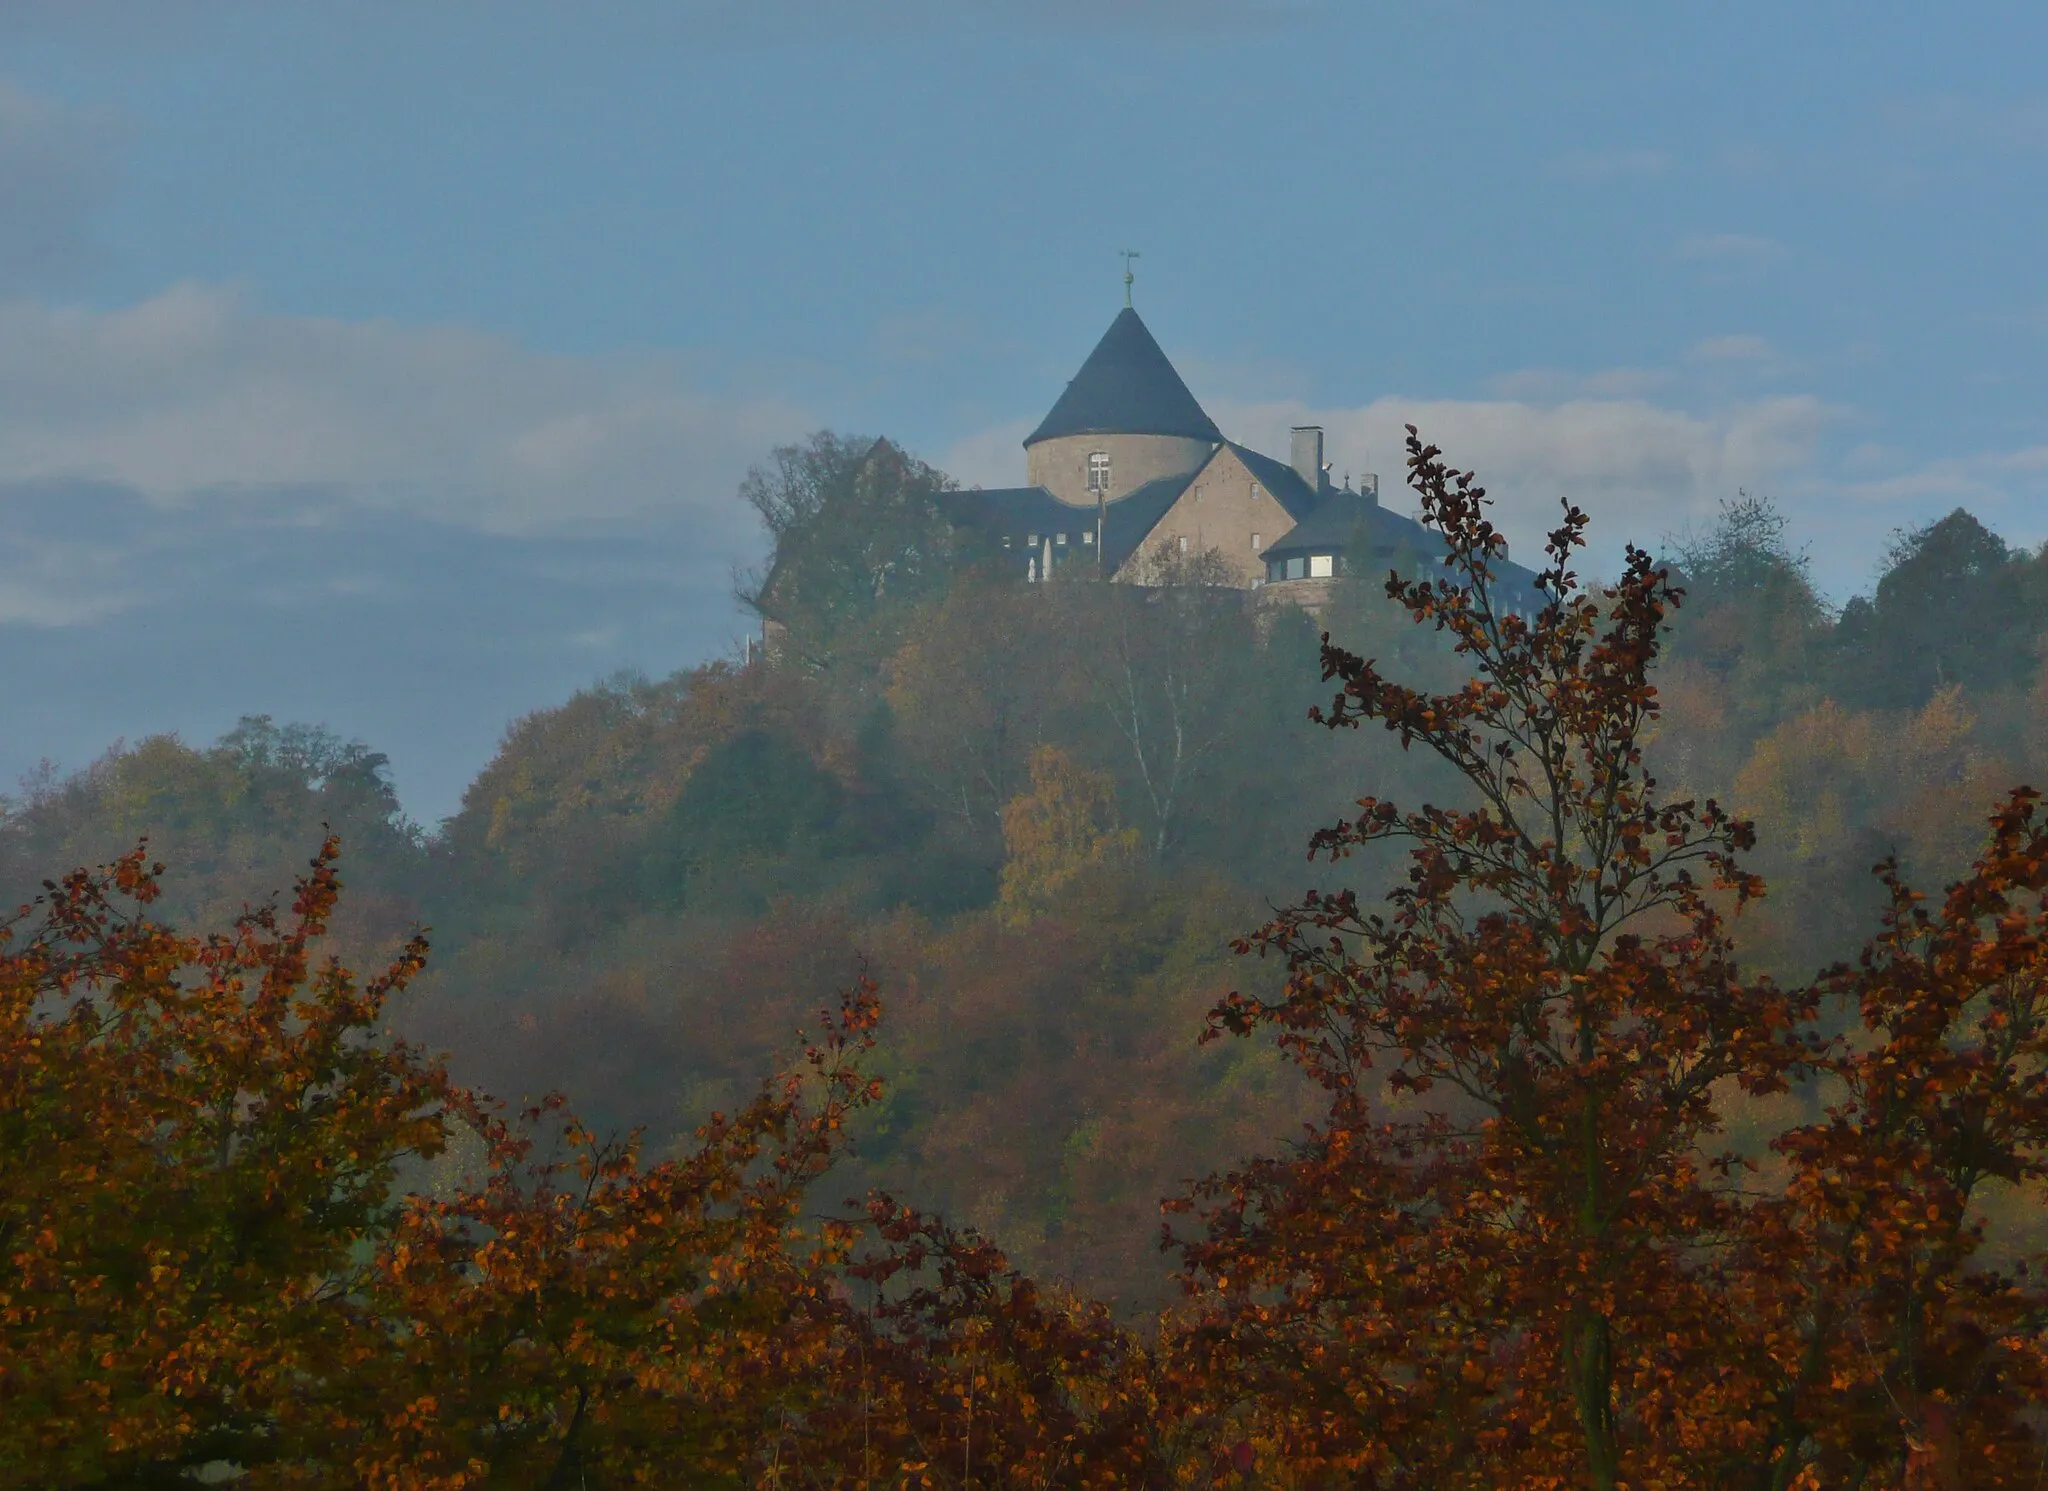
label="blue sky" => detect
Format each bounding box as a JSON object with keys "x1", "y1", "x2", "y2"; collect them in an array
[{"x1": 2, "y1": 1, "x2": 2044, "y2": 819}]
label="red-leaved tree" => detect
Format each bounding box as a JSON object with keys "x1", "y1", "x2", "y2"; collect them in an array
[{"x1": 1164, "y1": 428, "x2": 2048, "y2": 1488}]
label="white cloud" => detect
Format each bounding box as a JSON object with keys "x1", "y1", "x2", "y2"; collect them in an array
[
  {"x1": 1209, "y1": 394, "x2": 1834, "y2": 567},
  {"x1": 0, "y1": 284, "x2": 810, "y2": 536},
  {"x1": 1547, "y1": 148, "x2": 1674, "y2": 183},
  {"x1": 942, "y1": 416, "x2": 1035, "y2": 490},
  {"x1": 0, "y1": 81, "x2": 126, "y2": 291}
]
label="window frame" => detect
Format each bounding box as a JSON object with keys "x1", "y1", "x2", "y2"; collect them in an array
[{"x1": 1086, "y1": 451, "x2": 1113, "y2": 495}]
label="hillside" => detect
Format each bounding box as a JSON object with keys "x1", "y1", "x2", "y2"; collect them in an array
[{"x1": 10, "y1": 436, "x2": 2048, "y2": 1307}]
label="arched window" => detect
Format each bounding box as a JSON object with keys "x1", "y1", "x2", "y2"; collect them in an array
[{"x1": 1087, "y1": 451, "x2": 1112, "y2": 495}]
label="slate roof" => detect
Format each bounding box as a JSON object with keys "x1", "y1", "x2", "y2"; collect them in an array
[
  {"x1": 937, "y1": 471, "x2": 1197, "y2": 576},
  {"x1": 1260, "y1": 490, "x2": 1422, "y2": 560},
  {"x1": 1024, "y1": 308, "x2": 1225, "y2": 447},
  {"x1": 1260, "y1": 489, "x2": 1549, "y2": 609}
]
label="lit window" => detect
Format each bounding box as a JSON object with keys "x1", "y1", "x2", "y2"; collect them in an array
[
  {"x1": 1082, "y1": 530, "x2": 1094, "y2": 545},
  {"x1": 1309, "y1": 554, "x2": 1334, "y2": 578},
  {"x1": 1087, "y1": 452, "x2": 1112, "y2": 494},
  {"x1": 1055, "y1": 532, "x2": 1067, "y2": 546}
]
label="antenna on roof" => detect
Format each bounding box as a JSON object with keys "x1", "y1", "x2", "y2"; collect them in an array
[{"x1": 1120, "y1": 249, "x2": 1140, "y2": 307}]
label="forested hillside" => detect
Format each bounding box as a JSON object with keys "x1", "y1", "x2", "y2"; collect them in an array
[{"x1": 9, "y1": 434, "x2": 2048, "y2": 1309}]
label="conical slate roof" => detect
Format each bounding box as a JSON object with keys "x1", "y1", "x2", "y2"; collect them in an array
[{"x1": 1024, "y1": 307, "x2": 1224, "y2": 447}]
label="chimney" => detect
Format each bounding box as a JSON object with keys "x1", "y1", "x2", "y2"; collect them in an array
[
  {"x1": 1290, "y1": 426, "x2": 1324, "y2": 492},
  {"x1": 1361, "y1": 472, "x2": 1380, "y2": 508}
]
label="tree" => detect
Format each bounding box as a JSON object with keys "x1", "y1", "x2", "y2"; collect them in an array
[
  {"x1": 1661, "y1": 493, "x2": 1830, "y2": 751},
  {"x1": 886, "y1": 572, "x2": 1063, "y2": 842},
  {"x1": 738, "y1": 432, "x2": 960, "y2": 672},
  {"x1": 997, "y1": 745, "x2": 1137, "y2": 926},
  {"x1": 327, "y1": 986, "x2": 891, "y2": 1488},
  {"x1": 0, "y1": 839, "x2": 447, "y2": 1485},
  {"x1": 1165, "y1": 428, "x2": 2048, "y2": 1486},
  {"x1": 0, "y1": 717, "x2": 425, "y2": 942},
  {"x1": 642, "y1": 727, "x2": 843, "y2": 909},
  {"x1": 1066, "y1": 548, "x2": 1266, "y2": 861},
  {"x1": 2, "y1": 840, "x2": 1165, "y2": 1487},
  {"x1": 1836, "y1": 508, "x2": 2037, "y2": 709}
]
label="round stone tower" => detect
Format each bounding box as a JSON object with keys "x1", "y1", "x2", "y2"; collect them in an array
[{"x1": 1023, "y1": 307, "x2": 1222, "y2": 508}]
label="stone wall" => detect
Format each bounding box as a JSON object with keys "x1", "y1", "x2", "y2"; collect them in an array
[
  {"x1": 1025, "y1": 431, "x2": 1216, "y2": 508},
  {"x1": 1116, "y1": 445, "x2": 1297, "y2": 587}
]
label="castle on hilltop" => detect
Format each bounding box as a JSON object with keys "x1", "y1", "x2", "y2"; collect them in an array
[{"x1": 938, "y1": 299, "x2": 1544, "y2": 612}]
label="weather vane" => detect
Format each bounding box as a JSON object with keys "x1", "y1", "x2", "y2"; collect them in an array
[{"x1": 1120, "y1": 249, "x2": 1140, "y2": 307}]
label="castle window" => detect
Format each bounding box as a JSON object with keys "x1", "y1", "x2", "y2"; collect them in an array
[
  {"x1": 1250, "y1": 483, "x2": 1262, "y2": 501},
  {"x1": 1055, "y1": 532, "x2": 1067, "y2": 546},
  {"x1": 1177, "y1": 535, "x2": 1189, "y2": 554},
  {"x1": 1087, "y1": 452, "x2": 1112, "y2": 494},
  {"x1": 1287, "y1": 557, "x2": 1306, "y2": 580},
  {"x1": 1251, "y1": 532, "x2": 1261, "y2": 551},
  {"x1": 1309, "y1": 554, "x2": 1334, "y2": 579},
  {"x1": 1267, "y1": 560, "x2": 1284, "y2": 583},
  {"x1": 1081, "y1": 530, "x2": 1095, "y2": 546},
  {"x1": 1027, "y1": 533, "x2": 1038, "y2": 548}
]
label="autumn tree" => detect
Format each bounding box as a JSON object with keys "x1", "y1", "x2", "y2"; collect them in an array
[
  {"x1": 0, "y1": 840, "x2": 448, "y2": 1485},
  {"x1": 1165, "y1": 428, "x2": 2048, "y2": 1487},
  {"x1": 997, "y1": 745, "x2": 1137, "y2": 926},
  {"x1": 2, "y1": 840, "x2": 1170, "y2": 1487}
]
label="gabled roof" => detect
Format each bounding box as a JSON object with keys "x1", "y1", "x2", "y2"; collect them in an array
[
  {"x1": 1259, "y1": 489, "x2": 1549, "y2": 608},
  {"x1": 1223, "y1": 441, "x2": 1324, "y2": 521},
  {"x1": 936, "y1": 471, "x2": 1197, "y2": 575},
  {"x1": 1025, "y1": 308, "x2": 1225, "y2": 447},
  {"x1": 1260, "y1": 490, "x2": 1421, "y2": 560}
]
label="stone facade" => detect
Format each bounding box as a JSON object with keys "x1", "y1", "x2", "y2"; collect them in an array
[
  {"x1": 1025, "y1": 431, "x2": 1217, "y2": 509},
  {"x1": 1116, "y1": 445, "x2": 1299, "y2": 586}
]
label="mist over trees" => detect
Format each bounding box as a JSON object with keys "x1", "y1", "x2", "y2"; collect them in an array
[{"x1": 10, "y1": 429, "x2": 2048, "y2": 1481}]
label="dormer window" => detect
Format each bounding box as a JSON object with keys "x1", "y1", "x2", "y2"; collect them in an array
[{"x1": 1087, "y1": 452, "x2": 1112, "y2": 495}]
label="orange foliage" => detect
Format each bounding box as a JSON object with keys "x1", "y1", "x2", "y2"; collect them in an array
[
  {"x1": 1, "y1": 844, "x2": 1166, "y2": 1486},
  {"x1": 0, "y1": 839, "x2": 446, "y2": 1483},
  {"x1": 1161, "y1": 429, "x2": 2048, "y2": 1487},
  {"x1": 998, "y1": 746, "x2": 1138, "y2": 926}
]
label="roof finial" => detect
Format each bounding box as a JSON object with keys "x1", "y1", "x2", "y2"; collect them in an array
[{"x1": 1120, "y1": 249, "x2": 1140, "y2": 308}]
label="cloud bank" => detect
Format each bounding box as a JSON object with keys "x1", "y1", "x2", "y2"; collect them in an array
[
  {"x1": 0, "y1": 285, "x2": 808, "y2": 539},
  {"x1": 0, "y1": 284, "x2": 815, "y2": 816}
]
